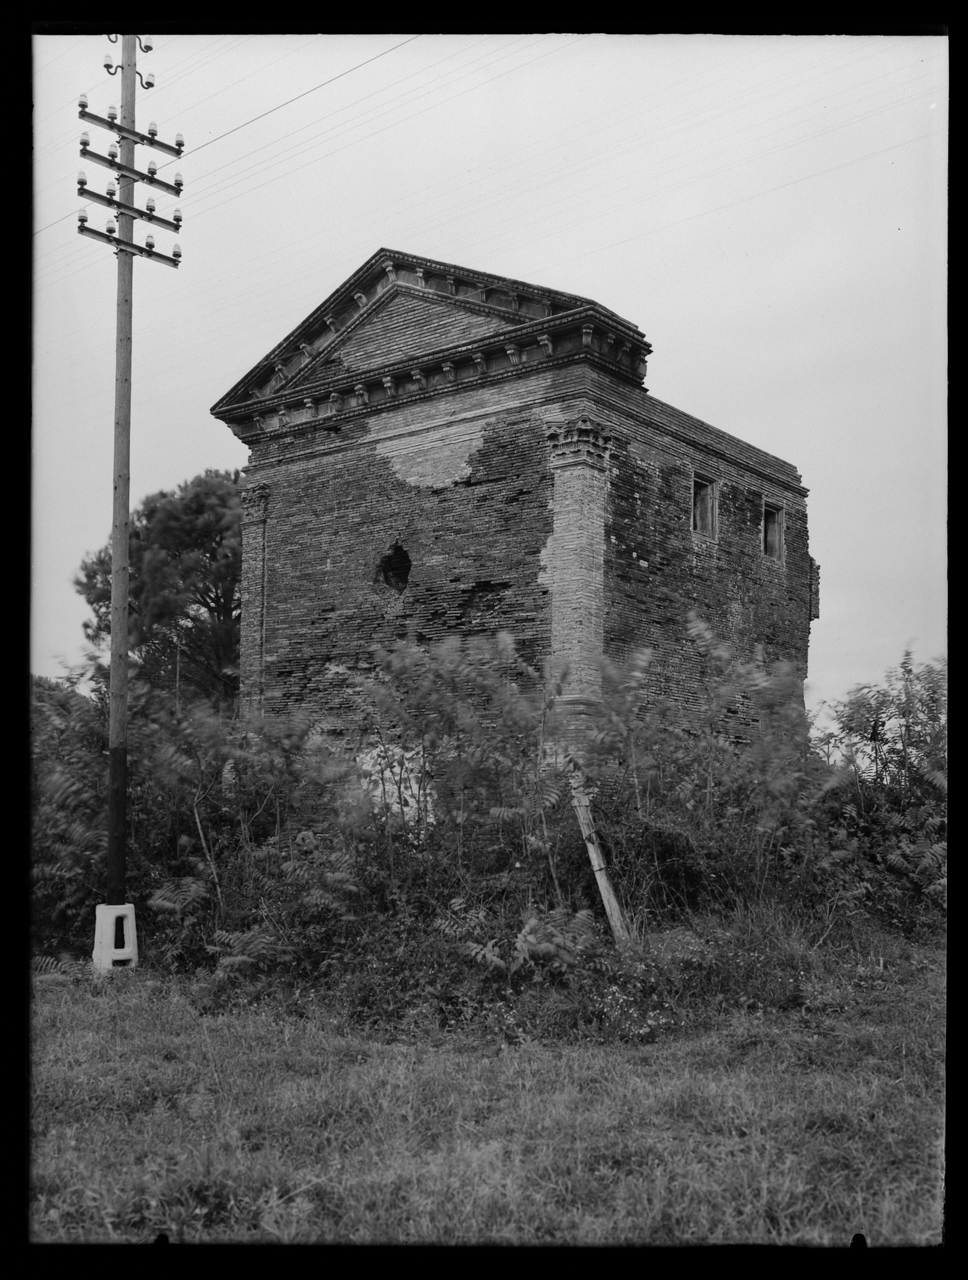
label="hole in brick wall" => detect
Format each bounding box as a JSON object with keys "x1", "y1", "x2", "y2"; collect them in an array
[{"x1": 379, "y1": 543, "x2": 412, "y2": 594}]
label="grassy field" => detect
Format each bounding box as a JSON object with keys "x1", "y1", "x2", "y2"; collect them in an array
[{"x1": 30, "y1": 930, "x2": 944, "y2": 1246}]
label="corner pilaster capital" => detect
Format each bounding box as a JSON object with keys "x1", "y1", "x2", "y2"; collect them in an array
[
  {"x1": 241, "y1": 481, "x2": 270, "y2": 515},
  {"x1": 545, "y1": 415, "x2": 612, "y2": 467}
]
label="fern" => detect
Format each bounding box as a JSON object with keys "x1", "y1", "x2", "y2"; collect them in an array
[
  {"x1": 150, "y1": 876, "x2": 210, "y2": 915},
  {"x1": 208, "y1": 926, "x2": 293, "y2": 972},
  {"x1": 32, "y1": 954, "x2": 90, "y2": 981},
  {"x1": 460, "y1": 908, "x2": 604, "y2": 983},
  {"x1": 465, "y1": 939, "x2": 507, "y2": 972}
]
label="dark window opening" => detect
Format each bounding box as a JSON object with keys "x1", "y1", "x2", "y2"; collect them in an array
[
  {"x1": 379, "y1": 543, "x2": 412, "y2": 593},
  {"x1": 763, "y1": 504, "x2": 783, "y2": 558},
  {"x1": 692, "y1": 476, "x2": 716, "y2": 538}
]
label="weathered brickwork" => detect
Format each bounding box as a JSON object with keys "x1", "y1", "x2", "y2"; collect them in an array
[{"x1": 212, "y1": 250, "x2": 818, "y2": 737}]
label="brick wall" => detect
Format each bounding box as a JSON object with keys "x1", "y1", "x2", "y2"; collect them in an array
[
  {"x1": 332, "y1": 291, "x2": 518, "y2": 373},
  {"x1": 241, "y1": 377, "x2": 575, "y2": 734},
  {"x1": 231, "y1": 302, "x2": 815, "y2": 737},
  {"x1": 595, "y1": 380, "x2": 813, "y2": 725}
]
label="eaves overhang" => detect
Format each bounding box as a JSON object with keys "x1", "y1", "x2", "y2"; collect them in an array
[
  {"x1": 211, "y1": 248, "x2": 637, "y2": 418},
  {"x1": 215, "y1": 303, "x2": 651, "y2": 444}
]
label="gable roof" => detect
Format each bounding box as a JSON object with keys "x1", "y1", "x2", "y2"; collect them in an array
[{"x1": 211, "y1": 248, "x2": 647, "y2": 420}]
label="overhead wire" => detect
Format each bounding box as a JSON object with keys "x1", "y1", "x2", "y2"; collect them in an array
[
  {"x1": 39, "y1": 107, "x2": 946, "y2": 416},
  {"x1": 32, "y1": 34, "x2": 558, "y2": 273},
  {"x1": 185, "y1": 35, "x2": 585, "y2": 220},
  {"x1": 31, "y1": 34, "x2": 536, "y2": 287},
  {"x1": 35, "y1": 40, "x2": 943, "y2": 303},
  {"x1": 33, "y1": 33, "x2": 423, "y2": 216},
  {"x1": 32, "y1": 35, "x2": 256, "y2": 164},
  {"x1": 419, "y1": 65, "x2": 947, "y2": 265},
  {"x1": 529, "y1": 128, "x2": 943, "y2": 278},
  {"x1": 89, "y1": 92, "x2": 949, "y2": 394},
  {"x1": 47, "y1": 103, "x2": 945, "y2": 409},
  {"x1": 439, "y1": 41, "x2": 919, "y2": 219},
  {"x1": 183, "y1": 34, "x2": 528, "y2": 194},
  {"x1": 189, "y1": 33, "x2": 422, "y2": 158},
  {"x1": 32, "y1": 34, "x2": 579, "y2": 308},
  {"x1": 35, "y1": 35, "x2": 947, "y2": 299},
  {"x1": 30, "y1": 33, "x2": 853, "y2": 249},
  {"x1": 32, "y1": 38, "x2": 947, "y2": 399},
  {"x1": 33, "y1": 36, "x2": 948, "y2": 686}
]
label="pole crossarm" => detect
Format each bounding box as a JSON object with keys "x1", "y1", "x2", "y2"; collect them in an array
[
  {"x1": 79, "y1": 144, "x2": 183, "y2": 197},
  {"x1": 79, "y1": 107, "x2": 183, "y2": 158},
  {"x1": 78, "y1": 185, "x2": 183, "y2": 233},
  {"x1": 78, "y1": 223, "x2": 180, "y2": 267}
]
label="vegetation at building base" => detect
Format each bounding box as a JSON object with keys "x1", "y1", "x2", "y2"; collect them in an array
[
  {"x1": 31, "y1": 591, "x2": 945, "y2": 1240},
  {"x1": 31, "y1": 620, "x2": 945, "y2": 1031}
]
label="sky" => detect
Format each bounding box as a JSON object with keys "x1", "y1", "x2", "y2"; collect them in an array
[{"x1": 32, "y1": 32, "x2": 947, "y2": 721}]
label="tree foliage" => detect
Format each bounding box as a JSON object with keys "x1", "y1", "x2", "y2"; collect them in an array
[
  {"x1": 74, "y1": 470, "x2": 242, "y2": 710},
  {"x1": 812, "y1": 653, "x2": 947, "y2": 921},
  {"x1": 30, "y1": 675, "x2": 108, "y2": 951},
  {"x1": 822, "y1": 653, "x2": 947, "y2": 796}
]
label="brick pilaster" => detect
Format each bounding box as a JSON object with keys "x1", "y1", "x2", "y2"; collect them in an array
[{"x1": 541, "y1": 415, "x2": 611, "y2": 734}]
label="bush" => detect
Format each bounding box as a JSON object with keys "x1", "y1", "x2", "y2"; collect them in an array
[
  {"x1": 31, "y1": 625, "x2": 945, "y2": 1039},
  {"x1": 31, "y1": 677, "x2": 109, "y2": 953}
]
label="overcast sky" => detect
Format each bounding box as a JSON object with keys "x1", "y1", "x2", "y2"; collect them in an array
[{"x1": 32, "y1": 33, "x2": 947, "y2": 719}]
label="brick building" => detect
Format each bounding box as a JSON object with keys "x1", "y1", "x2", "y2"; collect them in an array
[{"x1": 211, "y1": 249, "x2": 819, "y2": 735}]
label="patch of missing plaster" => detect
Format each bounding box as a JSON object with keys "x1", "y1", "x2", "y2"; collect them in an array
[{"x1": 372, "y1": 418, "x2": 484, "y2": 488}]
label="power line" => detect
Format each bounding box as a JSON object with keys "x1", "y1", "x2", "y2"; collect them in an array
[
  {"x1": 189, "y1": 35, "x2": 583, "y2": 221},
  {"x1": 33, "y1": 34, "x2": 425, "y2": 239},
  {"x1": 183, "y1": 34, "x2": 524, "y2": 192},
  {"x1": 190, "y1": 33, "x2": 423, "y2": 157},
  {"x1": 39, "y1": 117, "x2": 944, "y2": 409},
  {"x1": 31, "y1": 34, "x2": 557, "y2": 261},
  {"x1": 32, "y1": 35, "x2": 254, "y2": 161},
  {"x1": 33, "y1": 38, "x2": 945, "y2": 387},
  {"x1": 34, "y1": 40, "x2": 943, "y2": 296},
  {"x1": 35, "y1": 115, "x2": 945, "y2": 390},
  {"x1": 529, "y1": 128, "x2": 942, "y2": 277}
]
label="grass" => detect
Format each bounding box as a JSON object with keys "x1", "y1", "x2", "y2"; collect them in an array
[{"x1": 30, "y1": 927, "x2": 944, "y2": 1245}]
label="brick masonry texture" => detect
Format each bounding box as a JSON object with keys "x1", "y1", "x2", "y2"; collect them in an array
[
  {"x1": 329, "y1": 292, "x2": 518, "y2": 373},
  {"x1": 214, "y1": 250, "x2": 818, "y2": 737}
]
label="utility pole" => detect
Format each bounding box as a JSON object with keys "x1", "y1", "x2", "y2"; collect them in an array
[{"x1": 77, "y1": 34, "x2": 184, "y2": 970}]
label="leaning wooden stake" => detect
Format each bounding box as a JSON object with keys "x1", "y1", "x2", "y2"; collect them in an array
[{"x1": 571, "y1": 785, "x2": 629, "y2": 946}]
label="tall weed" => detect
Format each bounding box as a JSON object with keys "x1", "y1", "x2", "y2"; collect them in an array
[{"x1": 32, "y1": 625, "x2": 944, "y2": 1034}]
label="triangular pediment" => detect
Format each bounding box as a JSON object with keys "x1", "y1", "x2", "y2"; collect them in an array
[
  {"x1": 212, "y1": 248, "x2": 636, "y2": 417},
  {"x1": 291, "y1": 288, "x2": 530, "y2": 389}
]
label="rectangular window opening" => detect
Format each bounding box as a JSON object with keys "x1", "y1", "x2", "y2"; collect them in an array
[
  {"x1": 693, "y1": 476, "x2": 716, "y2": 538},
  {"x1": 763, "y1": 503, "x2": 783, "y2": 558}
]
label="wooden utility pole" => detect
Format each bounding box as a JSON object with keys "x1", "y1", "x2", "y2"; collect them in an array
[
  {"x1": 76, "y1": 35, "x2": 183, "y2": 964},
  {"x1": 106, "y1": 34, "x2": 136, "y2": 906}
]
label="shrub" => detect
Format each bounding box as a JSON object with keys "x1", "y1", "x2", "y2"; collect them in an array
[{"x1": 32, "y1": 625, "x2": 944, "y2": 1037}]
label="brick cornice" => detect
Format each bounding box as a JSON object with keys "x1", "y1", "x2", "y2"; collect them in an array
[
  {"x1": 210, "y1": 248, "x2": 641, "y2": 417},
  {"x1": 217, "y1": 304, "x2": 652, "y2": 442}
]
